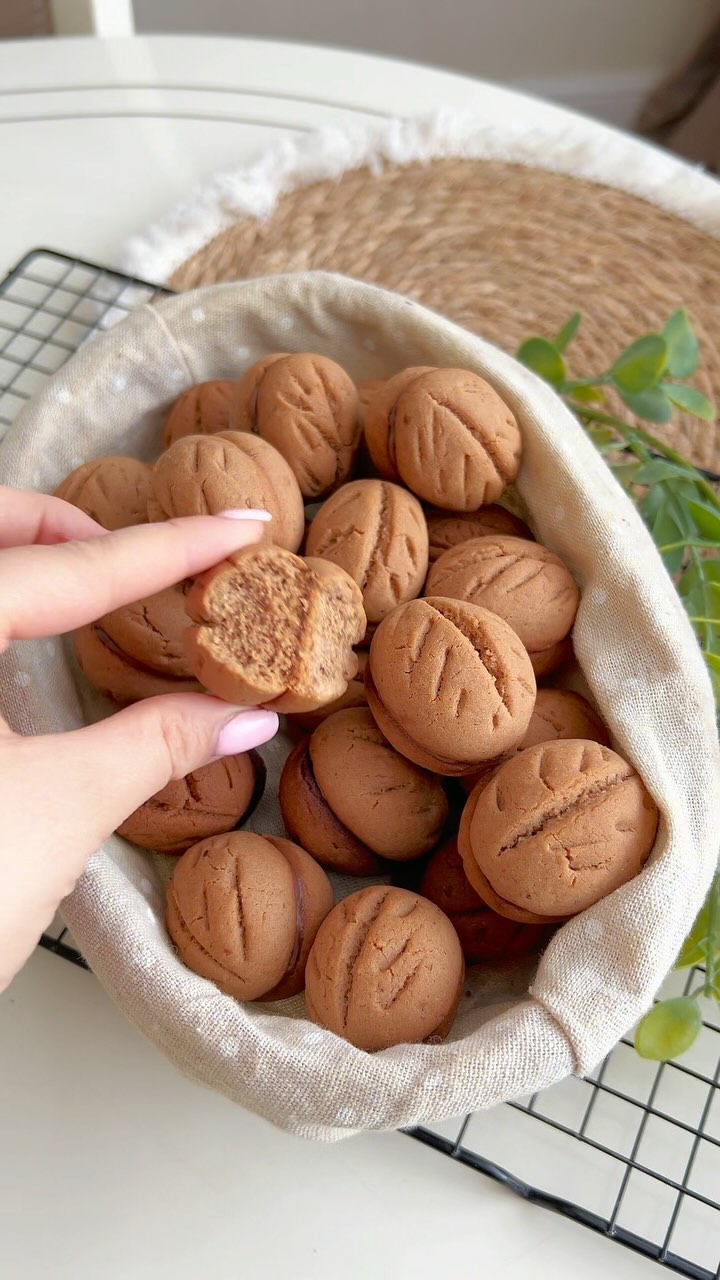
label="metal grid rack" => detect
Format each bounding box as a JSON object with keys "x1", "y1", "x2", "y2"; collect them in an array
[{"x1": 3, "y1": 250, "x2": 719, "y2": 1279}]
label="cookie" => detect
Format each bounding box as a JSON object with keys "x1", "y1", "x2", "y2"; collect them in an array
[
  {"x1": 117, "y1": 753, "x2": 260, "y2": 854},
  {"x1": 288, "y1": 649, "x2": 369, "y2": 732},
  {"x1": 54, "y1": 456, "x2": 152, "y2": 531},
  {"x1": 363, "y1": 366, "x2": 434, "y2": 479},
  {"x1": 426, "y1": 536, "x2": 579, "y2": 663},
  {"x1": 235, "y1": 352, "x2": 360, "y2": 498},
  {"x1": 458, "y1": 739, "x2": 659, "y2": 923},
  {"x1": 74, "y1": 581, "x2": 200, "y2": 704},
  {"x1": 162, "y1": 380, "x2": 237, "y2": 449},
  {"x1": 356, "y1": 377, "x2": 386, "y2": 431},
  {"x1": 148, "y1": 430, "x2": 304, "y2": 551},
  {"x1": 306, "y1": 479, "x2": 429, "y2": 624},
  {"x1": 366, "y1": 597, "x2": 536, "y2": 775},
  {"x1": 279, "y1": 708, "x2": 449, "y2": 874},
  {"x1": 184, "y1": 545, "x2": 366, "y2": 714},
  {"x1": 425, "y1": 504, "x2": 532, "y2": 565},
  {"x1": 460, "y1": 687, "x2": 610, "y2": 794},
  {"x1": 166, "y1": 832, "x2": 334, "y2": 1001},
  {"x1": 420, "y1": 837, "x2": 555, "y2": 964},
  {"x1": 305, "y1": 885, "x2": 464, "y2": 1050}
]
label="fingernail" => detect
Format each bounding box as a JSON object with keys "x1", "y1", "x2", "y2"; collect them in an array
[
  {"x1": 215, "y1": 709, "x2": 279, "y2": 756},
  {"x1": 216, "y1": 509, "x2": 273, "y2": 522}
]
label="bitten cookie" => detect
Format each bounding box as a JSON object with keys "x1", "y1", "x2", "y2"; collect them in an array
[
  {"x1": 54, "y1": 456, "x2": 152, "y2": 530},
  {"x1": 147, "y1": 430, "x2": 304, "y2": 551},
  {"x1": 162, "y1": 379, "x2": 237, "y2": 448},
  {"x1": 235, "y1": 352, "x2": 360, "y2": 498},
  {"x1": 166, "y1": 832, "x2": 334, "y2": 1001},
  {"x1": 426, "y1": 535, "x2": 579, "y2": 668},
  {"x1": 366, "y1": 366, "x2": 522, "y2": 509},
  {"x1": 458, "y1": 739, "x2": 659, "y2": 923},
  {"x1": 306, "y1": 479, "x2": 429, "y2": 625},
  {"x1": 117, "y1": 754, "x2": 260, "y2": 854},
  {"x1": 420, "y1": 837, "x2": 555, "y2": 964},
  {"x1": 425, "y1": 504, "x2": 532, "y2": 565},
  {"x1": 184, "y1": 545, "x2": 366, "y2": 713},
  {"x1": 279, "y1": 708, "x2": 448, "y2": 874},
  {"x1": 74, "y1": 581, "x2": 200, "y2": 704},
  {"x1": 288, "y1": 650, "x2": 369, "y2": 732},
  {"x1": 366, "y1": 597, "x2": 536, "y2": 775},
  {"x1": 305, "y1": 885, "x2": 464, "y2": 1050}
]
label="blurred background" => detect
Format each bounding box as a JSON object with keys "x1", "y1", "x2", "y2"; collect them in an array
[{"x1": 2, "y1": 0, "x2": 719, "y2": 164}]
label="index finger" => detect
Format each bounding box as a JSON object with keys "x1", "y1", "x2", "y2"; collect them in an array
[
  {"x1": 0, "y1": 486, "x2": 107, "y2": 548},
  {"x1": 0, "y1": 511, "x2": 270, "y2": 645}
]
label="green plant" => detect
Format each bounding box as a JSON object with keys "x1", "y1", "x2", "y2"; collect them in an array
[{"x1": 517, "y1": 311, "x2": 719, "y2": 1061}]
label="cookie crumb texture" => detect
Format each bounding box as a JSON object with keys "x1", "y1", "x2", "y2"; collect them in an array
[
  {"x1": 117, "y1": 754, "x2": 259, "y2": 854},
  {"x1": 305, "y1": 886, "x2": 464, "y2": 1051},
  {"x1": 185, "y1": 544, "x2": 366, "y2": 713},
  {"x1": 166, "y1": 832, "x2": 333, "y2": 1002},
  {"x1": 459, "y1": 739, "x2": 659, "y2": 923}
]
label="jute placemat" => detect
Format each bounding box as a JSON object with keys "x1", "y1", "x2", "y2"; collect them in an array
[{"x1": 127, "y1": 122, "x2": 720, "y2": 472}]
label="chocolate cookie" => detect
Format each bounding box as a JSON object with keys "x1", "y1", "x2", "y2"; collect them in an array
[
  {"x1": 306, "y1": 479, "x2": 429, "y2": 624},
  {"x1": 305, "y1": 885, "x2": 464, "y2": 1050},
  {"x1": 162, "y1": 380, "x2": 237, "y2": 449},
  {"x1": 148, "y1": 430, "x2": 304, "y2": 551},
  {"x1": 425, "y1": 504, "x2": 532, "y2": 565},
  {"x1": 74, "y1": 581, "x2": 200, "y2": 704},
  {"x1": 363, "y1": 366, "x2": 434, "y2": 479},
  {"x1": 366, "y1": 597, "x2": 536, "y2": 775},
  {"x1": 117, "y1": 753, "x2": 260, "y2": 854},
  {"x1": 166, "y1": 831, "x2": 334, "y2": 1001},
  {"x1": 279, "y1": 708, "x2": 448, "y2": 874},
  {"x1": 54, "y1": 456, "x2": 152, "y2": 531},
  {"x1": 420, "y1": 837, "x2": 555, "y2": 964},
  {"x1": 426, "y1": 535, "x2": 579, "y2": 665},
  {"x1": 458, "y1": 739, "x2": 659, "y2": 923},
  {"x1": 184, "y1": 545, "x2": 366, "y2": 714},
  {"x1": 288, "y1": 650, "x2": 369, "y2": 732},
  {"x1": 235, "y1": 352, "x2": 360, "y2": 498}
]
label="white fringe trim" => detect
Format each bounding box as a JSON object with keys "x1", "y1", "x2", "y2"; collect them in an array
[{"x1": 122, "y1": 109, "x2": 720, "y2": 287}]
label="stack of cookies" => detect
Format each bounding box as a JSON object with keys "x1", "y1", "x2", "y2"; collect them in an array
[{"x1": 56, "y1": 352, "x2": 659, "y2": 1054}]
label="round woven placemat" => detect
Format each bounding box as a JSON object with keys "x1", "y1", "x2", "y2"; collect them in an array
[{"x1": 170, "y1": 158, "x2": 720, "y2": 472}]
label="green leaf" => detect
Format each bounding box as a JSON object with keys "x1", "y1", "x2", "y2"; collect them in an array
[
  {"x1": 676, "y1": 900, "x2": 709, "y2": 968},
  {"x1": 634, "y1": 997, "x2": 702, "y2": 1061},
  {"x1": 554, "y1": 313, "x2": 581, "y2": 353},
  {"x1": 633, "y1": 459, "x2": 695, "y2": 486},
  {"x1": 517, "y1": 337, "x2": 566, "y2": 386},
  {"x1": 705, "y1": 651, "x2": 720, "y2": 701},
  {"x1": 618, "y1": 385, "x2": 674, "y2": 424},
  {"x1": 663, "y1": 383, "x2": 716, "y2": 422},
  {"x1": 612, "y1": 462, "x2": 642, "y2": 490},
  {"x1": 587, "y1": 426, "x2": 616, "y2": 449},
  {"x1": 610, "y1": 335, "x2": 667, "y2": 393},
  {"x1": 663, "y1": 310, "x2": 700, "y2": 379},
  {"x1": 686, "y1": 498, "x2": 720, "y2": 542},
  {"x1": 571, "y1": 385, "x2": 604, "y2": 404}
]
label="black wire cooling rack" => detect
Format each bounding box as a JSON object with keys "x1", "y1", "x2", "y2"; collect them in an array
[{"x1": 2, "y1": 249, "x2": 719, "y2": 1279}]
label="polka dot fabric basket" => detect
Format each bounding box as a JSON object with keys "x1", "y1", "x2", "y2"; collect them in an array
[{"x1": 0, "y1": 273, "x2": 716, "y2": 1140}]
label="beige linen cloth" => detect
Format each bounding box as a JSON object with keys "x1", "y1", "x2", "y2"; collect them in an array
[{"x1": 0, "y1": 274, "x2": 717, "y2": 1141}]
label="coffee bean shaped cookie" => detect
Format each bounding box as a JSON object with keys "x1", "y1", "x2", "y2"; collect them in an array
[
  {"x1": 166, "y1": 832, "x2": 334, "y2": 1001},
  {"x1": 55, "y1": 456, "x2": 152, "y2": 531},
  {"x1": 117, "y1": 753, "x2": 261, "y2": 854},
  {"x1": 279, "y1": 708, "x2": 449, "y2": 874},
  {"x1": 426, "y1": 535, "x2": 579, "y2": 660},
  {"x1": 162, "y1": 379, "x2": 237, "y2": 449},
  {"x1": 305, "y1": 886, "x2": 464, "y2": 1050},
  {"x1": 356, "y1": 377, "x2": 386, "y2": 432},
  {"x1": 420, "y1": 837, "x2": 555, "y2": 964},
  {"x1": 363, "y1": 366, "x2": 434, "y2": 479},
  {"x1": 530, "y1": 636, "x2": 575, "y2": 681},
  {"x1": 235, "y1": 353, "x2": 360, "y2": 498},
  {"x1": 306, "y1": 479, "x2": 429, "y2": 625},
  {"x1": 425, "y1": 504, "x2": 532, "y2": 565},
  {"x1": 184, "y1": 544, "x2": 366, "y2": 714},
  {"x1": 148, "y1": 430, "x2": 304, "y2": 551},
  {"x1": 74, "y1": 581, "x2": 200, "y2": 704},
  {"x1": 366, "y1": 597, "x2": 536, "y2": 775},
  {"x1": 288, "y1": 650, "x2": 368, "y2": 732},
  {"x1": 458, "y1": 739, "x2": 659, "y2": 923}
]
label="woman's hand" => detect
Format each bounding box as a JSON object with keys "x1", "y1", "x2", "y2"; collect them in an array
[{"x1": 0, "y1": 487, "x2": 279, "y2": 990}]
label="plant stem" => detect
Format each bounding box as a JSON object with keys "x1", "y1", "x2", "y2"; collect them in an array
[
  {"x1": 704, "y1": 868, "x2": 720, "y2": 1001},
  {"x1": 658, "y1": 539, "x2": 720, "y2": 552}
]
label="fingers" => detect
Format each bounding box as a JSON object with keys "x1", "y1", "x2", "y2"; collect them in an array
[
  {"x1": 0, "y1": 486, "x2": 108, "y2": 548},
  {"x1": 0, "y1": 695, "x2": 279, "y2": 990},
  {"x1": 0, "y1": 510, "x2": 270, "y2": 644}
]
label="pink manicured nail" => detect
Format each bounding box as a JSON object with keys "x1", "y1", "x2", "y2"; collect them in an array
[
  {"x1": 216, "y1": 509, "x2": 272, "y2": 522},
  {"x1": 215, "y1": 709, "x2": 279, "y2": 756}
]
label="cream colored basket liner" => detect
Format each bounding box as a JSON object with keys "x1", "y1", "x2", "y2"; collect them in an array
[{"x1": 0, "y1": 274, "x2": 717, "y2": 1142}]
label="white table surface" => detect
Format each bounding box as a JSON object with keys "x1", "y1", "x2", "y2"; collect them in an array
[{"x1": 0, "y1": 35, "x2": 667, "y2": 1280}]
